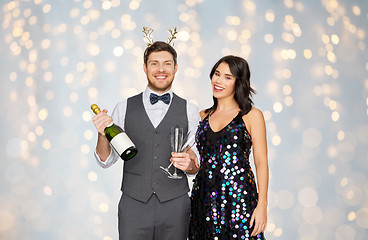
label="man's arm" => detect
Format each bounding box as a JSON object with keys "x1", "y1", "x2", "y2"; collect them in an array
[
  {"x1": 170, "y1": 101, "x2": 200, "y2": 174},
  {"x1": 186, "y1": 101, "x2": 201, "y2": 166},
  {"x1": 92, "y1": 100, "x2": 127, "y2": 168},
  {"x1": 93, "y1": 109, "x2": 113, "y2": 162}
]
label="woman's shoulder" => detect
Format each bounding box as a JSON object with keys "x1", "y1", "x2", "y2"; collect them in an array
[
  {"x1": 199, "y1": 109, "x2": 209, "y2": 121},
  {"x1": 242, "y1": 107, "x2": 264, "y2": 122},
  {"x1": 241, "y1": 107, "x2": 265, "y2": 134}
]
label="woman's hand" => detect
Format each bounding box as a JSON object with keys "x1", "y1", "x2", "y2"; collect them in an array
[{"x1": 250, "y1": 202, "x2": 267, "y2": 236}]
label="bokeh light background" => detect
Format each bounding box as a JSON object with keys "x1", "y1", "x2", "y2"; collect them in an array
[{"x1": 1, "y1": 0, "x2": 368, "y2": 239}]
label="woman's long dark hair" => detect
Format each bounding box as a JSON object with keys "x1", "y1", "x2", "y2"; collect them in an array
[{"x1": 205, "y1": 55, "x2": 256, "y2": 115}]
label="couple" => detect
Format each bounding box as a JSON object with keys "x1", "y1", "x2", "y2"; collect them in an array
[{"x1": 92, "y1": 41, "x2": 269, "y2": 240}]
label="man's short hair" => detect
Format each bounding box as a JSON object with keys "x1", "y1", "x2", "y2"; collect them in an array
[{"x1": 143, "y1": 41, "x2": 177, "y2": 65}]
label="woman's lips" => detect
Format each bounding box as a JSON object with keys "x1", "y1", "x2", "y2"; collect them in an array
[{"x1": 214, "y1": 85, "x2": 224, "y2": 92}]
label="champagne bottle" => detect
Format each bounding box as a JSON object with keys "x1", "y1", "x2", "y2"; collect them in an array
[{"x1": 91, "y1": 104, "x2": 137, "y2": 161}]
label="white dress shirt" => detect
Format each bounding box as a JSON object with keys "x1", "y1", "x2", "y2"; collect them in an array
[{"x1": 94, "y1": 87, "x2": 200, "y2": 171}]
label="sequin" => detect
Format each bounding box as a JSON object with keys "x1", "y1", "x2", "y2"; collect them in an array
[{"x1": 189, "y1": 112, "x2": 265, "y2": 240}]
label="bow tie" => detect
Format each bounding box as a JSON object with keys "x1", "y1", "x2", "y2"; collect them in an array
[{"x1": 149, "y1": 93, "x2": 171, "y2": 105}]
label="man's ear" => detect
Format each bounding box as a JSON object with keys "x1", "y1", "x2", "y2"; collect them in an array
[{"x1": 143, "y1": 63, "x2": 147, "y2": 74}]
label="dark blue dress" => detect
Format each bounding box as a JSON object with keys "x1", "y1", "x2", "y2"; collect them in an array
[{"x1": 189, "y1": 112, "x2": 265, "y2": 240}]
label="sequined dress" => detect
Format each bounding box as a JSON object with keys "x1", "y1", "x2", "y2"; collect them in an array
[{"x1": 189, "y1": 112, "x2": 265, "y2": 240}]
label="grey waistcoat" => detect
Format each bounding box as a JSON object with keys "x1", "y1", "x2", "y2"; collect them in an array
[{"x1": 123, "y1": 92, "x2": 189, "y2": 203}]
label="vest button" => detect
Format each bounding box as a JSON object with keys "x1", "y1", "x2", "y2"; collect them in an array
[{"x1": 154, "y1": 156, "x2": 158, "y2": 159}]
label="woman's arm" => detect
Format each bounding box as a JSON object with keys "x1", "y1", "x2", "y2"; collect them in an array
[{"x1": 244, "y1": 107, "x2": 269, "y2": 236}]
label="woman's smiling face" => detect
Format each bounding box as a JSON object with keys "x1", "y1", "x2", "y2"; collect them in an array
[{"x1": 211, "y1": 62, "x2": 236, "y2": 100}]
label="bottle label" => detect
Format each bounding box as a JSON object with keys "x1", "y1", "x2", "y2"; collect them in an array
[{"x1": 110, "y1": 132, "x2": 135, "y2": 155}]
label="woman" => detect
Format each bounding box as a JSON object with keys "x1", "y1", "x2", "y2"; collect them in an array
[{"x1": 189, "y1": 55, "x2": 269, "y2": 239}]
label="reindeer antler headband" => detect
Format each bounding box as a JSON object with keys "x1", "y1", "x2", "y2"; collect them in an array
[{"x1": 142, "y1": 27, "x2": 178, "y2": 47}]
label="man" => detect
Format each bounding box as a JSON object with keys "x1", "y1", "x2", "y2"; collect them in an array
[{"x1": 92, "y1": 41, "x2": 200, "y2": 240}]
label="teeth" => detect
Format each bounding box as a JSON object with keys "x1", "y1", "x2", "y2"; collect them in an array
[{"x1": 214, "y1": 85, "x2": 224, "y2": 90}]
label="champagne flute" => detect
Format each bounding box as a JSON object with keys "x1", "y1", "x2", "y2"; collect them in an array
[
  {"x1": 160, "y1": 127, "x2": 192, "y2": 179},
  {"x1": 169, "y1": 127, "x2": 183, "y2": 179}
]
